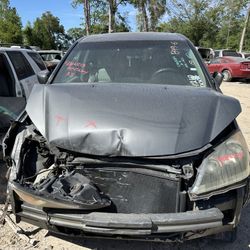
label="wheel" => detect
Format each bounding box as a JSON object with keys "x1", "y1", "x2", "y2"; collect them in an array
[{"x1": 222, "y1": 70, "x2": 232, "y2": 82}]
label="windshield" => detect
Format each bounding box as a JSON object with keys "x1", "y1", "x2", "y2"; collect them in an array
[
  {"x1": 53, "y1": 41, "x2": 208, "y2": 87},
  {"x1": 39, "y1": 53, "x2": 61, "y2": 61},
  {"x1": 222, "y1": 50, "x2": 241, "y2": 57}
]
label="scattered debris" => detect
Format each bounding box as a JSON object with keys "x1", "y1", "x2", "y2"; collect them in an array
[{"x1": 0, "y1": 208, "x2": 38, "y2": 246}]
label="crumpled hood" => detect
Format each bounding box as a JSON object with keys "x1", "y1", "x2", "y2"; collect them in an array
[{"x1": 26, "y1": 83, "x2": 241, "y2": 157}]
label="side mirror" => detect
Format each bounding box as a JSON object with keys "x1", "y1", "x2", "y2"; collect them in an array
[
  {"x1": 37, "y1": 70, "x2": 51, "y2": 84},
  {"x1": 212, "y1": 72, "x2": 223, "y2": 87}
]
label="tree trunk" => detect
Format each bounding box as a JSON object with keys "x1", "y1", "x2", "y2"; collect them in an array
[
  {"x1": 239, "y1": 7, "x2": 250, "y2": 52},
  {"x1": 140, "y1": 0, "x2": 149, "y2": 31},
  {"x1": 149, "y1": 4, "x2": 157, "y2": 31},
  {"x1": 84, "y1": 0, "x2": 90, "y2": 35},
  {"x1": 108, "y1": 0, "x2": 116, "y2": 33}
]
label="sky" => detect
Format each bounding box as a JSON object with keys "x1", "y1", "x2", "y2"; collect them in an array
[{"x1": 9, "y1": 0, "x2": 137, "y2": 31}]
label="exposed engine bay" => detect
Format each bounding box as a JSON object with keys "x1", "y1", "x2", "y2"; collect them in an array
[{"x1": 8, "y1": 124, "x2": 201, "y2": 214}]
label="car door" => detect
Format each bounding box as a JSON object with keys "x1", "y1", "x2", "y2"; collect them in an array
[
  {"x1": 6, "y1": 51, "x2": 38, "y2": 98},
  {"x1": 220, "y1": 58, "x2": 240, "y2": 78},
  {"x1": 207, "y1": 58, "x2": 221, "y2": 74},
  {"x1": 0, "y1": 52, "x2": 26, "y2": 143}
]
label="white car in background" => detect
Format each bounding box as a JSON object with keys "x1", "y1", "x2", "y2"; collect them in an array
[
  {"x1": 0, "y1": 47, "x2": 47, "y2": 98},
  {"x1": 238, "y1": 52, "x2": 250, "y2": 59},
  {"x1": 0, "y1": 47, "x2": 47, "y2": 147},
  {"x1": 38, "y1": 50, "x2": 64, "y2": 71},
  {"x1": 214, "y1": 49, "x2": 242, "y2": 58}
]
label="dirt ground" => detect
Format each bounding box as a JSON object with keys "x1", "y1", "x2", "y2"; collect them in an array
[{"x1": 0, "y1": 82, "x2": 250, "y2": 250}]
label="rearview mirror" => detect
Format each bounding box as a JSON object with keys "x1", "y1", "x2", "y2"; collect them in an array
[
  {"x1": 37, "y1": 70, "x2": 51, "y2": 84},
  {"x1": 212, "y1": 72, "x2": 223, "y2": 87}
]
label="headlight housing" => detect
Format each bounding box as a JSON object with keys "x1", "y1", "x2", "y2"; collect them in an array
[{"x1": 189, "y1": 130, "x2": 250, "y2": 199}]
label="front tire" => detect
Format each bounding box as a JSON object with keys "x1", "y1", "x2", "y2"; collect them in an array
[{"x1": 222, "y1": 70, "x2": 232, "y2": 82}]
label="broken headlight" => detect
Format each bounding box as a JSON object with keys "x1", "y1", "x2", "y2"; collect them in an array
[{"x1": 189, "y1": 130, "x2": 250, "y2": 199}]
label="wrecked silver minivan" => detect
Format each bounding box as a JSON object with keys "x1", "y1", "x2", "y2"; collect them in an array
[{"x1": 3, "y1": 33, "x2": 250, "y2": 242}]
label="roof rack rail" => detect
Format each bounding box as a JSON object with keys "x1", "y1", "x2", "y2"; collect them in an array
[{"x1": 0, "y1": 43, "x2": 32, "y2": 50}]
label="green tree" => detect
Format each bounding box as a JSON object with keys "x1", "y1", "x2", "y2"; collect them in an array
[
  {"x1": 131, "y1": 0, "x2": 167, "y2": 31},
  {"x1": 158, "y1": 0, "x2": 249, "y2": 50},
  {"x1": 0, "y1": 0, "x2": 22, "y2": 44},
  {"x1": 23, "y1": 22, "x2": 34, "y2": 45},
  {"x1": 243, "y1": 8, "x2": 250, "y2": 51},
  {"x1": 215, "y1": 14, "x2": 244, "y2": 50},
  {"x1": 148, "y1": 0, "x2": 166, "y2": 31},
  {"x1": 158, "y1": 0, "x2": 222, "y2": 46},
  {"x1": 131, "y1": 0, "x2": 149, "y2": 31},
  {"x1": 67, "y1": 27, "x2": 85, "y2": 42},
  {"x1": 83, "y1": 0, "x2": 91, "y2": 35},
  {"x1": 72, "y1": 0, "x2": 129, "y2": 34},
  {"x1": 107, "y1": 0, "x2": 128, "y2": 32},
  {"x1": 72, "y1": 0, "x2": 106, "y2": 34},
  {"x1": 23, "y1": 12, "x2": 65, "y2": 49}
]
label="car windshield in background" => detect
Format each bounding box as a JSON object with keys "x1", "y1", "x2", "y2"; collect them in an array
[
  {"x1": 53, "y1": 41, "x2": 208, "y2": 87},
  {"x1": 39, "y1": 52, "x2": 61, "y2": 61},
  {"x1": 223, "y1": 51, "x2": 241, "y2": 57}
]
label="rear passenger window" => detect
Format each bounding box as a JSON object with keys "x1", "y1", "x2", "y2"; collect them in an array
[
  {"x1": 7, "y1": 51, "x2": 34, "y2": 80},
  {"x1": 28, "y1": 52, "x2": 46, "y2": 70}
]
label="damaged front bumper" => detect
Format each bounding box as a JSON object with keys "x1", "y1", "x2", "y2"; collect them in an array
[
  {"x1": 9, "y1": 178, "x2": 249, "y2": 241},
  {"x1": 17, "y1": 202, "x2": 223, "y2": 236},
  {"x1": 10, "y1": 182, "x2": 224, "y2": 235}
]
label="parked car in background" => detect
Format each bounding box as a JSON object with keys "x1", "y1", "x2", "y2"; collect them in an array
[
  {"x1": 239, "y1": 52, "x2": 250, "y2": 58},
  {"x1": 214, "y1": 49, "x2": 241, "y2": 58},
  {"x1": 196, "y1": 47, "x2": 213, "y2": 62},
  {"x1": 0, "y1": 47, "x2": 47, "y2": 148},
  {"x1": 0, "y1": 43, "x2": 32, "y2": 50},
  {"x1": 29, "y1": 46, "x2": 41, "y2": 51},
  {"x1": 207, "y1": 56, "x2": 250, "y2": 81},
  {"x1": 3, "y1": 33, "x2": 250, "y2": 243},
  {"x1": 38, "y1": 50, "x2": 64, "y2": 72}
]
